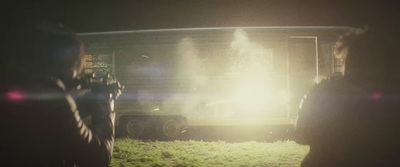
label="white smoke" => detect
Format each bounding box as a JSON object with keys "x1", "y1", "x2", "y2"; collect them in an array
[
  {"x1": 161, "y1": 37, "x2": 208, "y2": 118},
  {"x1": 176, "y1": 37, "x2": 201, "y2": 77},
  {"x1": 162, "y1": 29, "x2": 274, "y2": 119},
  {"x1": 229, "y1": 29, "x2": 272, "y2": 73}
]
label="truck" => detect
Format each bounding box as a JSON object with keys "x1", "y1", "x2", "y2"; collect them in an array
[{"x1": 78, "y1": 27, "x2": 355, "y2": 140}]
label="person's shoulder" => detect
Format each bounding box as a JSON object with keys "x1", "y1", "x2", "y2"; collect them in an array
[
  {"x1": 298, "y1": 77, "x2": 347, "y2": 116},
  {"x1": 21, "y1": 77, "x2": 76, "y2": 109},
  {"x1": 31, "y1": 77, "x2": 66, "y2": 92},
  {"x1": 30, "y1": 78, "x2": 78, "y2": 116},
  {"x1": 310, "y1": 76, "x2": 347, "y2": 94},
  {"x1": 38, "y1": 78, "x2": 75, "y2": 103},
  {"x1": 302, "y1": 76, "x2": 357, "y2": 105}
]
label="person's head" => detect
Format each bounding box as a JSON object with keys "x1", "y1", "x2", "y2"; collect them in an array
[
  {"x1": 335, "y1": 28, "x2": 400, "y2": 82},
  {"x1": 3, "y1": 21, "x2": 84, "y2": 81}
]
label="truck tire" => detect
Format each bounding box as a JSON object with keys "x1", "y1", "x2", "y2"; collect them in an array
[
  {"x1": 158, "y1": 118, "x2": 182, "y2": 140},
  {"x1": 125, "y1": 119, "x2": 146, "y2": 139}
]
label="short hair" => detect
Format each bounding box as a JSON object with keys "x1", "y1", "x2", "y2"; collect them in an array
[
  {"x1": 335, "y1": 28, "x2": 400, "y2": 80},
  {"x1": 3, "y1": 21, "x2": 85, "y2": 78}
]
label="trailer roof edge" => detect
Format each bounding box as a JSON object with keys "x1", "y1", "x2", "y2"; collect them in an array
[{"x1": 77, "y1": 26, "x2": 359, "y2": 36}]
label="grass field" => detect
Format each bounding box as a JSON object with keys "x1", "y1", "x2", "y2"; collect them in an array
[{"x1": 111, "y1": 139, "x2": 309, "y2": 167}]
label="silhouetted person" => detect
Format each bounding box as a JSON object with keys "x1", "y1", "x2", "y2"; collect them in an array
[
  {"x1": 0, "y1": 22, "x2": 120, "y2": 166},
  {"x1": 295, "y1": 29, "x2": 400, "y2": 167}
]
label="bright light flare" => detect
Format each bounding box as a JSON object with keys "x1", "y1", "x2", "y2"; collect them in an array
[{"x1": 229, "y1": 76, "x2": 287, "y2": 112}]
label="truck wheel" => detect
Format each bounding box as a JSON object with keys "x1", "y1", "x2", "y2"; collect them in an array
[
  {"x1": 126, "y1": 119, "x2": 146, "y2": 139},
  {"x1": 162, "y1": 119, "x2": 181, "y2": 139}
]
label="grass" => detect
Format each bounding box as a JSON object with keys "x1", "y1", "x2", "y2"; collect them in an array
[{"x1": 111, "y1": 139, "x2": 309, "y2": 167}]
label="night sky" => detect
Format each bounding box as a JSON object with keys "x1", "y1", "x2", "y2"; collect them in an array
[{"x1": 1, "y1": 1, "x2": 399, "y2": 33}]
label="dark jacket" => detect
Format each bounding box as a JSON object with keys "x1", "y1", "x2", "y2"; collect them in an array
[
  {"x1": 0, "y1": 77, "x2": 114, "y2": 167},
  {"x1": 295, "y1": 77, "x2": 400, "y2": 167}
]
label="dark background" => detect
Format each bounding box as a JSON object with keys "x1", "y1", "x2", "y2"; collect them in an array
[{"x1": 1, "y1": 0, "x2": 399, "y2": 33}]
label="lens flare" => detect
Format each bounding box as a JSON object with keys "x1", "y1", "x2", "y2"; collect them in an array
[{"x1": 6, "y1": 91, "x2": 25, "y2": 101}]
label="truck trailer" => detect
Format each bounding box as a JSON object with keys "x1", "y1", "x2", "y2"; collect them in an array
[{"x1": 78, "y1": 27, "x2": 354, "y2": 140}]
